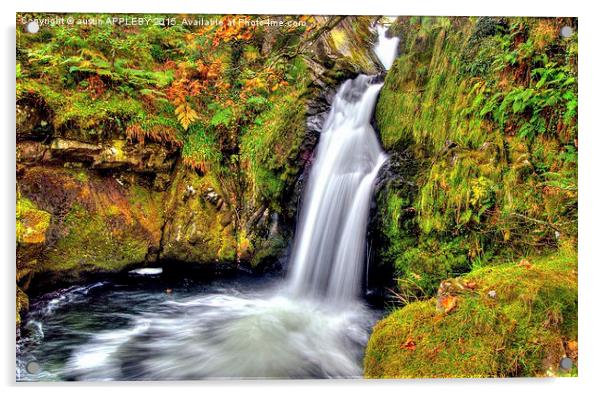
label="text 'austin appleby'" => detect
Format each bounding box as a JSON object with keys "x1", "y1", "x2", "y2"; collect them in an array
[{"x1": 104, "y1": 17, "x2": 176, "y2": 26}]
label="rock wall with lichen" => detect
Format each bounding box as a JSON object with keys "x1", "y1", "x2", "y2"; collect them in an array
[{"x1": 370, "y1": 16, "x2": 577, "y2": 295}]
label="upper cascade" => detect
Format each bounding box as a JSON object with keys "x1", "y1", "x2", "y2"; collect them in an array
[{"x1": 374, "y1": 24, "x2": 400, "y2": 70}]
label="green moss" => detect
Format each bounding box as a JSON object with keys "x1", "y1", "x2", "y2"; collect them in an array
[
  {"x1": 365, "y1": 250, "x2": 577, "y2": 378},
  {"x1": 241, "y1": 73, "x2": 309, "y2": 211},
  {"x1": 17, "y1": 168, "x2": 167, "y2": 281},
  {"x1": 110, "y1": 139, "x2": 127, "y2": 161},
  {"x1": 181, "y1": 124, "x2": 223, "y2": 169},
  {"x1": 17, "y1": 194, "x2": 51, "y2": 291},
  {"x1": 58, "y1": 94, "x2": 144, "y2": 130},
  {"x1": 250, "y1": 235, "x2": 286, "y2": 269},
  {"x1": 160, "y1": 167, "x2": 238, "y2": 263},
  {"x1": 16, "y1": 287, "x2": 29, "y2": 327},
  {"x1": 74, "y1": 170, "x2": 89, "y2": 183},
  {"x1": 44, "y1": 203, "x2": 148, "y2": 274},
  {"x1": 16, "y1": 196, "x2": 51, "y2": 245},
  {"x1": 17, "y1": 80, "x2": 148, "y2": 135},
  {"x1": 127, "y1": 184, "x2": 165, "y2": 246},
  {"x1": 393, "y1": 240, "x2": 471, "y2": 297}
]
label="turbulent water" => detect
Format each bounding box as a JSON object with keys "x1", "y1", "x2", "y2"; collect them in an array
[
  {"x1": 17, "y1": 275, "x2": 380, "y2": 380},
  {"x1": 17, "y1": 25, "x2": 397, "y2": 381}
]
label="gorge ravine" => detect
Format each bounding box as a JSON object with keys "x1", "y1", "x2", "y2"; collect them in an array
[{"x1": 16, "y1": 23, "x2": 398, "y2": 380}]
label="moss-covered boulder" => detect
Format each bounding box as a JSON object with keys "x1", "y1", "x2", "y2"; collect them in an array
[
  {"x1": 17, "y1": 195, "x2": 51, "y2": 246},
  {"x1": 17, "y1": 195, "x2": 51, "y2": 282},
  {"x1": 364, "y1": 250, "x2": 578, "y2": 378}
]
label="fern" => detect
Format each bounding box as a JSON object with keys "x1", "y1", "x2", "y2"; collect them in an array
[
  {"x1": 210, "y1": 107, "x2": 233, "y2": 128},
  {"x1": 175, "y1": 102, "x2": 199, "y2": 130}
]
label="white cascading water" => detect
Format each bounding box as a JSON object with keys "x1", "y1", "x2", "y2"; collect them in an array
[
  {"x1": 287, "y1": 75, "x2": 387, "y2": 303},
  {"x1": 374, "y1": 24, "x2": 400, "y2": 70},
  {"x1": 18, "y1": 25, "x2": 399, "y2": 381}
]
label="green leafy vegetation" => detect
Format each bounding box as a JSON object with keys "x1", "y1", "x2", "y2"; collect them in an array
[
  {"x1": 16, "y1": 13, "x2": 315, "y2": 185},
  {"x1": 241, "y1": 66, "x2": 309, "y2": 207},
  {"x1": 17, "y1": 16, "x2": 181, "y2": 143}
]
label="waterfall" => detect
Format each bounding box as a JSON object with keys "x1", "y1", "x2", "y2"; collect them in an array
[
  {"x1": 374, "y1": 24, "x2": 400, "y2": 70},
  {"x1": 287, "y1": 75, "x2": 388, "y2": 303},
  {"x1": 17, "y1": 24, "x2": 401, "y2": 381}
]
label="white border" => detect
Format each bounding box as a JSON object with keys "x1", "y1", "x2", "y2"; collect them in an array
[
  {"x1": 5, "y1": 0, "x2": 587, "y2": 16},
  {"x1": 2, "y1": 1, "x2": 601, "y2": 394}
]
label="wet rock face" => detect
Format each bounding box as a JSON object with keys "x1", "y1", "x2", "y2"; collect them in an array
[
  {"x1": 92, "y1": 142, "x2": 178, "y2": 173},
  {"x1": 49, "y1": 138, "x2": 104, "y2": 162},
  {"x1": 17, "y1": 196, "x2": 51, "y2": 288},
  {"x1": 17, "y1": 166, "x2": 165, "y2": 289},
  {"x1": 16, "y1": 102, "x2": 52, "y2": 141},
  {"x1": 16, "y1": 194, "x2": 51, "y2": 324},
  {"x1": 366, "y1": 150, "x2": 419, "y2": 294},
  {"x1": 17, "y1": 141, "x2": 49, "y2": 165},
  {"x1": 16, "y1": 114, "x2": 180, "y2": 289},
  {"x1": 160, "y1": 166, "x2": 237, "y2": 264},
  {"x1": 311, "y1": 16, "x2": 383, "y2": 78},
  {"x1": 18, "y1": 135, "x2": 179, "y2": 174}
]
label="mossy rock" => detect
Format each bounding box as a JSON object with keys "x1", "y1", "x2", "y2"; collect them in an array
[
  {"x1": 17, "y1": 196, "x2": 51, "y2": 245},
  {"x1": 241, "y1": 85, "x2": 309, "y2": 213},
  {"x1": 315, "y1": 16, "x2": 382, "y2": 77},
  {"x1": 18, "y1": 167, "x2": 164, "y2": 282},
  {"x1": 16, "y1": 286, "x2": 30, "y2": 327},
  {"x1": 44, "y1": 203, "x2": 150, "y2": 275},
  {"x1": 364, "y1": 250, "x2": 578, "y2": 378},
  {"x1": 160, "y1": 165, "x2": 237, "y2": 263},
  {"x1": 16, "y1": 195, "x2": 51, "y2": 287}
]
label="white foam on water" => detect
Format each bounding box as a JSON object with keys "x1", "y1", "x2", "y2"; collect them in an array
[
  {"x1": 65, "y1": 294, "x2": 376, "y2": 379},
  {"x1": 129, "y1": 268, "x2": 163, "y2": 276}
]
